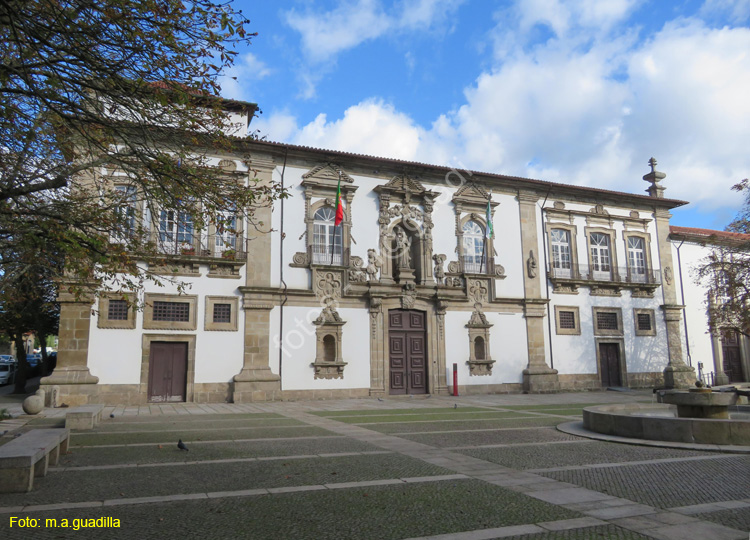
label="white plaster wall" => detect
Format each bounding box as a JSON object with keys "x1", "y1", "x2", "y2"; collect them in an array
[
  {"x1": 270, "y1": 166, "x2": 308, "y2": 290},
  {"x1": 349, "y1": 176, "x2": 382, "y2": 262},
  {"x1": 671, "y1": 241, "x2": 713, "y2": 369},
  {"x1": 269, "y1": 306, "x2": 371, "y2": 390},
  {"x1": 444, "y1": 311, "x2": 528, "y2": 385},
  {"x1": 494, "y1": 193, "x2": 525, "y2": 298},
  {"x1": 431, "y1": 187, "x2": 456, "y2": 266},
  {"x1": 87, "y1": 272, "x2": 245, "y2": 385}
]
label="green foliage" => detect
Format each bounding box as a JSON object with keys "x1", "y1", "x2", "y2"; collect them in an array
[
  {"x1": 697, "y1": 179, "x2": 750, "y2": 337},
  {"x1": 0, "y1": 0, "x2": 284, "y2": 297}
]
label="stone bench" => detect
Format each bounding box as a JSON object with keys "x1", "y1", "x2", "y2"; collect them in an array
[
  {"x1": 65, "y1": 404, "x2": 104, "y2": 430},
  {"x1": 0, "y1": 428, "x2": 70, "y2": 493}
]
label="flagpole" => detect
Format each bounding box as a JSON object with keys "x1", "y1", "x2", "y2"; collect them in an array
[
  {"x1": 481, "y1": 189, "x2": 492, "y2": 274},
  {"x1": 331, "y1": 171, "x2": 343, "y2": 265}
]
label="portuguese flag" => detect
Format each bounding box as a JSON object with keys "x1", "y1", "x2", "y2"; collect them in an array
[{"x1": 334, "y1": 174, "x2": 344, "y2": 226}]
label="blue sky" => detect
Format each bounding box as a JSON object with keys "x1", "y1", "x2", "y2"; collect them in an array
[{"x1": 224, "y1": 0, "x2": 750, "y2": 230}]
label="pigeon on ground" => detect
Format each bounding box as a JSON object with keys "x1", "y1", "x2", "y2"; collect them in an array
[
  {"x1": 454, "y1": 403, "x2": 458, "y2": 409},
  {"x1": 177, "y1": 439, "x2": 189, "y2": 451},
  {"x1": 377, "y1": 397, "x2": 383, "y2": 402},
  {"x1": 109, "y1": 413, "x2": 114, "y2": 418}
]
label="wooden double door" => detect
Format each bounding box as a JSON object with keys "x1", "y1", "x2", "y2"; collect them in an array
[
  {"x1": 148, "y1": 342, "x2": 188, "y2": 403},
  {"x1": 388, "y1": 309, "x2": 427, "y2": 395},
  {"x1": 599, "y1": 343, "x2": 622, "y2": 387},
  {"x1": 722, "y1": 332, "x2": 744, "y2": 382}
]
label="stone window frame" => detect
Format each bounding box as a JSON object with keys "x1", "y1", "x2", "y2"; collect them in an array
[
  {"x1": 545, "y1": 222, "x2": 580, "y2": 278},
  {"x1": 592, "y1": 307, "x2": 623, "y2": 337},
  {"x1": 622, "y1": 230, "x2": 653, "y2": 283},
  {"x1": 204, "y1": 296, "x2": 239, "y2": 331},
  {"x1": 97, "y1": 293, "x2": 137, "y2": 329},
  {"x1": 633, "y1": 308, "x2": 656, "y2": 337},
  {"x1": 457, "y1": 214, "x2": 493, "y2": 274},
  {"x1": 584, "y1": 225, "x2": 620, "y2": 282},
  {"x1": 297, "y1": 164, "x2": 357, "y2": 269},
  {"x1": 554, "y1": 305, "x2": 580, "y2": 335},
  {"x1": 143, "y1": 293, "x2": 198, "y2": 331}
]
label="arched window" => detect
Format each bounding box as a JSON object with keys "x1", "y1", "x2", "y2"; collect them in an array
[
  {"x1": 323, "y1": 335, "x2": 336, "y2": 363},
  {"x1": 474, "y1": 336, "x2": 486, "y2": 360},
  {"x1": 312, "y1": 207, "x2": 343, "y2": 265},
  {"x1": 462, "y1": 220, "x2": 486, "y2": 273}
]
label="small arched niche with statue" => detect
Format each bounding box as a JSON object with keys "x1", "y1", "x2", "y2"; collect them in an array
[{"x1": 466, "y1": 309, "x2": 495, "y2": 376}]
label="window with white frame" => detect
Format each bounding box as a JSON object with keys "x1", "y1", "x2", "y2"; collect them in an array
[
  {"x1": 312, "y1": 207, "x2": 342, "y2": 265},
  {"x1": 214, "y1": 205, "x2": 237, "y2": 255},
  {"x1": 627, "y1": 236, "x2": 646, "y2": 282},
  {"x1": 112, "y1": 185, "x2": 136, "y2": 241},
  {"x1": 159, "y1": 206, "x2": 194, "y2": 254},
  {"x1": 550, "y1": 228, "x2": 572, "y2": 278},
  {"x1": 589, "y1": 232, "x2": 611, "y2": 280},
  {"x1": 462, "y1": 220, "x2": 486, "y2": 273}
]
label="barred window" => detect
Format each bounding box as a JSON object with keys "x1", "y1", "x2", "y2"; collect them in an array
[
  {"x1": 637, "y1": 313, "x2": 652, "y2": 331},
  {"x1": 107, "y1": 300, "x2": 129, "y2": 321},
  {"x1": 152, "y1": 301, "x2": 190, "y2": 322},
  {"x1": 559, "y1": 311, "x2": 576, "y2": 329},
  {"x1": 213, "y1": 303, "x2": 232, "y2": 324},
  {"x1": 596, "y1": 312, "x2": 618, "y2": 331}
]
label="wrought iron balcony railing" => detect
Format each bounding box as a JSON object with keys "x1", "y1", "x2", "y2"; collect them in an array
[{"x1": 547, "y1": 263, "x2": 661, "y2": 285}]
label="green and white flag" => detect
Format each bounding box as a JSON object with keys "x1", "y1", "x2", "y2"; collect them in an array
[{"x1": 485, "y1": 191, "x2": 493, "y2": 239}]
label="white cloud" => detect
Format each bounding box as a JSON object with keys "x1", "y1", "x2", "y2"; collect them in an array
[
  {"x1": 284, "y1": 0, "x2": 391, "y2": 63},
  {"x1": 701, "y1": 0, "x2": 750, "y2": 23},
  {"x1": 265, "y1": 4, "x2": 750, "y2": 216},
  {"x1": 515, "y1": 0, "x2": 641, "y2": 38},
  {"x1": 219, "y1": 53, "x2": 273, "y2": 102}
]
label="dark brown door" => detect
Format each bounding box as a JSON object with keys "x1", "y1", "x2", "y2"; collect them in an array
[
  {"x1": 599, "y1": 343, "x2": 622, "y2": 387},
  {"x1": 148, "y1": 342, "x2": 188, "y2": 402},
  {"x1": 389, "y1": 310, "x2": 427, "y2": 395},
  {"x1": 722, "y1": 332, "x2": 744, "y2": 382}
]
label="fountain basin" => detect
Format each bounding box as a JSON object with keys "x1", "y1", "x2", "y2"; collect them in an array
[
  {"x1": 657, "y1": 389, "x2": 738, "y2": 419},
  {"x1": 583, "y1": 403, "x2": 750, "y2": 446}
]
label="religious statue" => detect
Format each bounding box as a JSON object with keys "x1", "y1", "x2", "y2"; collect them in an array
[
  {"x1": 527, "y1": 250, "x2": 537, "y2": 278},
  {"x1": 366, "y1": 248, "x2": 381, "y2": 282},
  {"x1": 395, "y1": 227, "x2": 412, "y2": 269},
  {"x1": 433, "y1": 254, "x2": 446, "y2": 284}
]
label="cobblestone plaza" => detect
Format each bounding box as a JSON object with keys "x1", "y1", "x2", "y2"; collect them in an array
[{"x1": 0, "y1": 391, "x2": 748, "y2": 539}]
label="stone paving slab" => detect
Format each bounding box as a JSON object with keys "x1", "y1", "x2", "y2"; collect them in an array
[
  {"x1": 693, "y1": 507, "x2": 750, "y2": 533},
  {"x1": 456, "y1": 440, "x2": 713, "y2": 471},
  {"x1": 55, "y1": 435, "x2": 379, "y2": 467},
  {"x1": 0, "y1": 480, "x2": 579, "y2": 540},
  {"x1": 361, "y1": 417, "x2": 565, "y2": 434},
  {"x1": 540, "y1": 455, "x2": 750, "y2": 509},
  {"x1": 402, "y1": 427, "x2": 585, "y2": 448}
]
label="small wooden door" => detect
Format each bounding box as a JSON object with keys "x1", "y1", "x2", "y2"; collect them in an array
[
  {"x1": 722, "y1": 332, "x2": 744, "y2": 383},
  {"x1": 599, "y1": 343, "x2": 622, "y2": 387},
  {"x1": 148, "y1": 342, "x2": 188, "y2": 402},
  {"x1": 389, "y1": 310, "x2": 427, "y2": 395}
]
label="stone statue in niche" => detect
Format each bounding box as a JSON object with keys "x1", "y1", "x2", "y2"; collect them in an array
[
  {"x1": 366, "y1": 248, "x2": 381, "y2": 282},
  {"x1": 433, "y1": 254, "x2": 446, "y2": 284},
  {"x1": 527, "y1": 250, "x2": 537, "y2": 278},
  {"x1": 664, "y1": 266, "x2": 673, "y2": 285},
  {"x1": 395, "y1": 226, "x2": 412, "y2": 269}
]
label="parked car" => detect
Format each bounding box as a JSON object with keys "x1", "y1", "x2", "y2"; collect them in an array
[
  {"x1": 0, "y1": 359, "x2": 15, "y2": 385},
  {"x1": 0, "y1": 354, "x2": 15, "y2": 363},
  {"x1": 25, "y1": 353, "x2": 43, "y2": 376}
]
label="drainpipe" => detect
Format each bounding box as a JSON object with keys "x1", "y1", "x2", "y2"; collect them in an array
[
  {"x1": 674, "y1": 238, "x2": 691, "y2": 366},
  {"x1": 278, "y1": 148, "x2": 289, "y2": 389}
]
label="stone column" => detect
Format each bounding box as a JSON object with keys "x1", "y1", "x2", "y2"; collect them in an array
[
  {"x1": 710, "y1": 330, "x2": 729, "y2": 386},
  {"x1": 518, "y1": 191, "x2": 558, "y2": 393},
  {"x1": 233, "y1": 157, "x2": 281, "y2": 402},
  {"x1": 653, "y1": 206, "x2": 695, "y2": 388},
  {"x1": 368, "y1": 297, "x2": 386, "y2": 397},
  {"x1": 41, "y1": 285, "x2": 99, "y2": 406}
]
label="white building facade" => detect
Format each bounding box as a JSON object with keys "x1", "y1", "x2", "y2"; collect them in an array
[{"x1": 47, "y1": 132, "x2": 712, "y2": 405}]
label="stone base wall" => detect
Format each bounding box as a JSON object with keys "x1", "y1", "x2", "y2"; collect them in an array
[
  {"x1": 628, "y1": 371, "x2": 665, "y2": 388},
  {"x1": 558, "y1": 374, "x2": 601, "y2": 391},
  {"x1": 450, "y1": 383, "x2": 524, "y2": 395}
]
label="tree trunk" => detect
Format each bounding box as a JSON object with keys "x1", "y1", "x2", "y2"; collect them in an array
[{"x1": 12, "y1": 333, "x2": 29, "y2": 395}]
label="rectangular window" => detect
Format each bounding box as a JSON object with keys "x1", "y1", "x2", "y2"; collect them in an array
[
  {"x1": 637, "y1": 313, "x2": 652, "y2": 331},
  {"x1": 590, "y1": 232, "x2": 611, "y2": 280},
  {"x1": 550, "y1": 228, "x2": 572, "y2": 278},
  {"x1": 559, "y1": 311, "x2": 576, "y2": 329},
  {"x1": 213, "y1": 303, "x2": 232, "y2": 324},
  {"x1": 112, "y1": 185, "x2": 136, "y2": 241},
  {"x1": 554, "y1": 306, "x2": 580, "y2": 335},
  {"x1": 107, "y1": 300, "x2": 129, "y2": 321},
  {"x1": 152, "y1": 301, "x2": 190, "y2": 322},
  {"x1": 596, "y1": 312, "x2": 618, "y2": 331},
  {"x1": 627, "y1": 236, "x2": 646, "y2": 283}
]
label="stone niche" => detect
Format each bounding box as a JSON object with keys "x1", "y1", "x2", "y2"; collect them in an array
[
  {"x1": 466, "y1": 309, "x2": 495, "y2": 376},
  {"x1": 311, "y1": 307, "x2": 347, "y2": 379}
]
